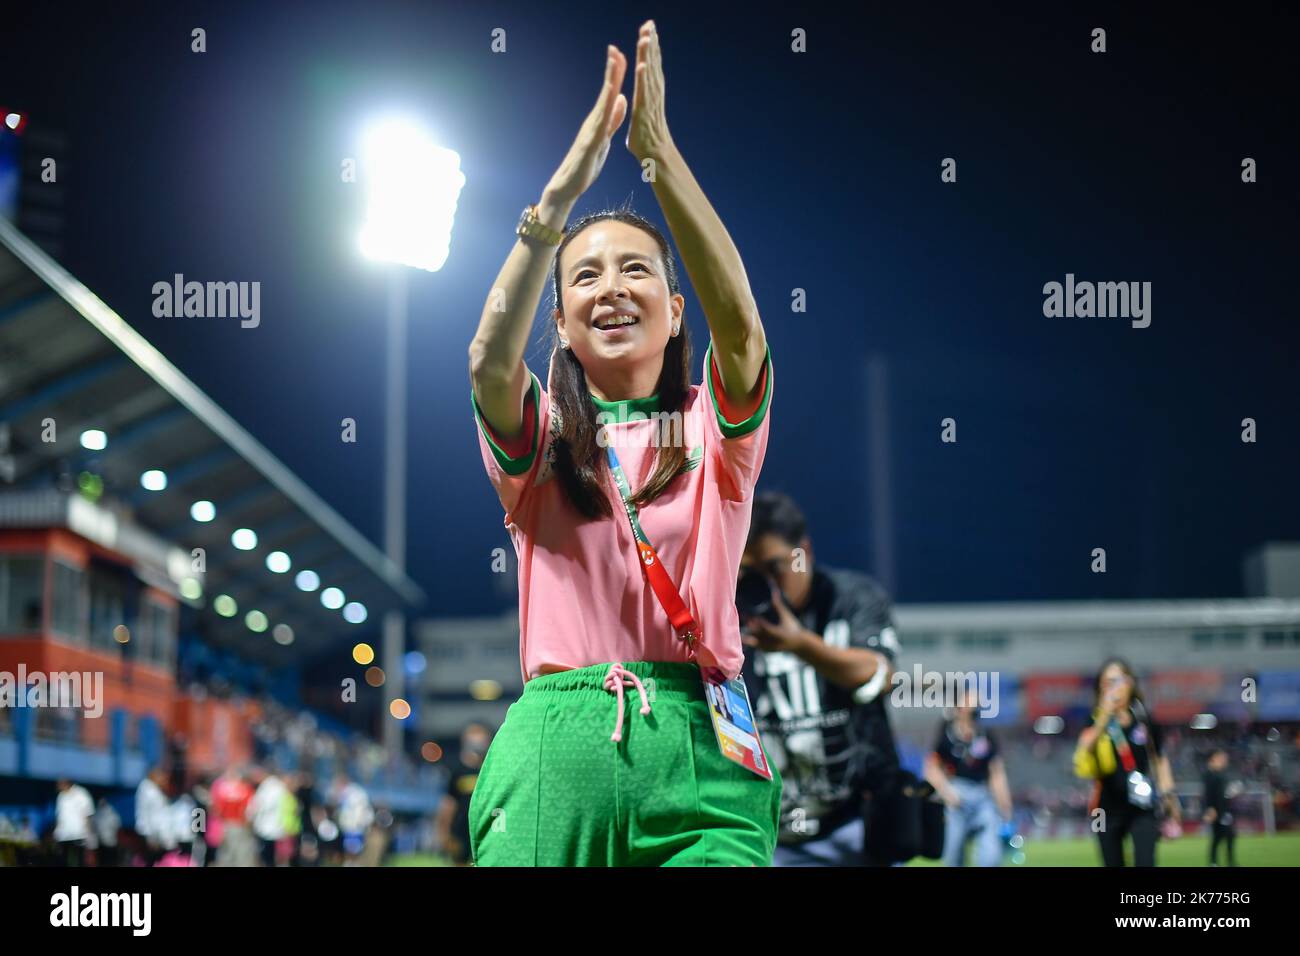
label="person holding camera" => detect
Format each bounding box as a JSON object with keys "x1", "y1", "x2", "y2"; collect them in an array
[
  {"x1": 923, "y1": 690, "x2": 1013, "y2": 866},
  {"x1": 738, "y1": 492, "x2": 901, "y2": 866},
  {"x1": 1073, "y1": 657, "x2": 1180, "y2": 866}
]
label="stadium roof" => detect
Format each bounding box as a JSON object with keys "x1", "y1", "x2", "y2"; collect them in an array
[
  {"x1": 0, "y1": 217, "x2": 424, "y2": 662},
  {"x1": 896, "y1": 599, "x2": 1300, "y2": 632}
]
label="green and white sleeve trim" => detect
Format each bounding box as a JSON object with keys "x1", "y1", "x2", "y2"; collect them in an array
[
  {"x1": 705, "y1": 339, "x2": 773, "y2": 439},
  {"x1": 471, "y1": 371, "x2": 541, "y2": 476}
]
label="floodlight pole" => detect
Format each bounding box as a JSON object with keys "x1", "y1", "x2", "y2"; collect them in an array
[{"x1": 383, "y1": 265, "x2": 408, "y2": 756}]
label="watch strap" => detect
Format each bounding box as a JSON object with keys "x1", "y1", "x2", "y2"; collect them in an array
[{"x1": 517, "y1": 203, "x2": 562, "y2": 245}]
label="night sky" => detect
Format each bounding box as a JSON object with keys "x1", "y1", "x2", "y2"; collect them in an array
[{"x1": 2, "y1": 1, "x2": 1296, "y2": 614}]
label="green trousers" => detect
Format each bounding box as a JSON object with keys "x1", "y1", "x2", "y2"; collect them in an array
[{"x1": 468, "y1": 661, "x2": 782, "y2": 866}]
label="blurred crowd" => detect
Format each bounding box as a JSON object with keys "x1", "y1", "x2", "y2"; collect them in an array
[
  {"x1": 246, "y1": 694, "x2": 428, "y2": 791},
  {"x1": 950, "y1": 724, "x2": 1300, "y2": 838},
  {"x1": 1, "y1": 763, "x2": 393, "y2": 868},
  {"x1": 0, "y1": 690, "x2": 439, "y2": 867}
]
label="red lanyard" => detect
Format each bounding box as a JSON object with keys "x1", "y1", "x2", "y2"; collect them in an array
[
  {"x1": 1105, "y1": 715, "x2": 1139, "y2": 773},
  {"x1": 605, "y1": 445, "x2": 704, "y2": 661}
]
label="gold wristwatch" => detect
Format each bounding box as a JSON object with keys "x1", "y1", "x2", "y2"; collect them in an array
[{"x1": 517, "y1": 203, "x2": 563, "y2": 245}]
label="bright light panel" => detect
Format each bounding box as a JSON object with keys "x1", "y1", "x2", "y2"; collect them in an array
[
  {"x1": 80, "y1": 430, "x2": 107, "y2": 451},
  {"x1": 140, "y1": 470, "x2": 167, "y2": 491},
  {"x1": 358, "y1": 117, "x2": 465, "y2": 272}
]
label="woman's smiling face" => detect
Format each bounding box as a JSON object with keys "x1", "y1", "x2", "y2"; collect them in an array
[{"x1": 555, "y1": 220, "x2": 683, "y2": 373}]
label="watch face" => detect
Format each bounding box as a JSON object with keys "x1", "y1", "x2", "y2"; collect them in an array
[{"x1": 518, "y1": 208, "x2": 547, "y2": 239}]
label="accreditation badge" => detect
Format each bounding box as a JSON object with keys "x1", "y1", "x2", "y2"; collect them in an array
[{"x1": 703, "y1": 675, "x2": 772, "y2": 780}]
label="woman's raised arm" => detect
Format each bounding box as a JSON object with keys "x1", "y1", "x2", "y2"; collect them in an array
[
  {"x1": 468, "y1": 45, "x2": 629, "y2": 438},
  {"x1": 626, "y1": 20, "x2": 767, "y2": 408}
]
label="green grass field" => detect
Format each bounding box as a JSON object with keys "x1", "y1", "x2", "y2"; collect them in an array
[
  {"x1": 387, "y1": 832, "x2": 1300, "y2": 867},
  {"x1": 387, "y1": 853, "x2": 453, "y2": 866},
  {"x1": 905, "y1": 831, "x2": 1300, "y2": 867}
]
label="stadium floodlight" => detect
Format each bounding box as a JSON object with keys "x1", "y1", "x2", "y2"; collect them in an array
[
  {"x1": 358, "y1": 117, "x2": 465, "y2": 273},
  {"x1": 355, "y1": 114, "x2": 461, "y2": 755},
  {"x1": 140, "y1": 469, "x2": 167, "y2": 491},
  {"x1": 80, "y1": 429, "x2": 107, "y2": 450}
]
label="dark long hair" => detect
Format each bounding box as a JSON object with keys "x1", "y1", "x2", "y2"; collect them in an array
[
  {"x1": 1093, "y1": 656, "x2": 1151, "y2": 721},
  {"x1": 545, "y1": 204, "x2": 693, "y2": 520}
]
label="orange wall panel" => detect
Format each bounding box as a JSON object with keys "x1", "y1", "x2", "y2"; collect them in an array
[{"x1": 172, "y1": 696, "x2": 259, "y2": 775}]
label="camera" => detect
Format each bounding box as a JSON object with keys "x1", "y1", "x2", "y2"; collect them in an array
[
  {"x1": 735, "y1": 566, "x2": 784, "y2": 625},
  {"x1": 1126, "y1": 770, "x2": 1156, "y2": 810}
]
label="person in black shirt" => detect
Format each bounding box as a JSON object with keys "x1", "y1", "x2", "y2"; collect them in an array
[
  {"x1": 1202, "y1": 749, "x2": 1237, "y2": 867},
  {"x1": 924, "y1": 692, "x2": 1013, "y2": 866},
  {"x1": 739, "y1": 492, "x2": 900, "y2": 866},
  {"x1": 293, "y1": 772, "x2": 319, "y2": 867},
  {"x1": 436, "y1": 724, "x2": 491, "y2": 866},
  {"x1": 1073, "y1": 657, "x2": 1180, "y2": 866}
]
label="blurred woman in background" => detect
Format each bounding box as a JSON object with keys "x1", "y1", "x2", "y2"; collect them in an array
[{"x1": 1074, "y1": 657, "x2": 1180, "y2": 866}]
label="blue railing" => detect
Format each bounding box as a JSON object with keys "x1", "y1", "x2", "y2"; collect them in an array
[
  {"x1": 0, "y1": 707, "x2": 154, "y2": 786},
  {"x1": 0, "y1": 708, "x2": 441, "y2": 813}
]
